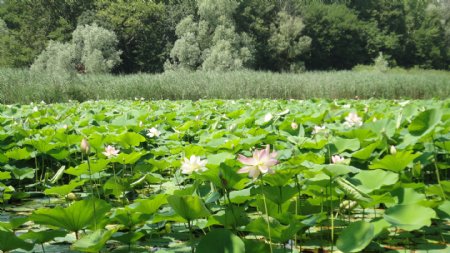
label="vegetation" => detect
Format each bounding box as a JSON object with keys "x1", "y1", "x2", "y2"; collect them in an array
[
  {"x1": 0, "y1": 99, "x2": 448, "y2": 252},
  {"x1": 0, "y1": 68, "x2": 449, "y2": 104},
  {"x1": 0, "y1": 0, "x2": 449, "y2": 73}
]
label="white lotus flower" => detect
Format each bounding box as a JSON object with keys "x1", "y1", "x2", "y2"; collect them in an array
[
  {"x1": 344, "y1": 112, "x2": 363, "y2": 127},
  {"x1": 331, "y1": 155, "x2": 345, "y2": 164},
  {"x1": 147, "y1": 127, "x2": 160, "y2": 138},
  {"x1": 312, "y1": 125, "x2": 326, "y2": 135},
  {"x1": 181, "y1": 155, "x2": 208, "y2": 174},
  {"x1": 264, "y1": 113, "x2": 273, "y2": 122},
  {"x1": 103, "y1": 145, "x2": 120, "y2": 158},
  {"x1": 390, "y1": 145, "x2": 397, "y2": 155}
]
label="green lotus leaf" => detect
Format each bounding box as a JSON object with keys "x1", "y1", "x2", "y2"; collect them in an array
[
  {"x1": 261, "y1": 185, "x2": 298, "y2": 205},
  {"x1": 0, "y1": 171, "x2": 11, "y2": 180},
  {"x1": 113, "y1": 151, "x2": 146, "y2": 165},
  {"x1": 245, "y1": 216, "x2": 305, "y2": 243},
  {"x1": 206, "y1": 152, "x2": 235, "y2": 167},
  {"x1": 167, "y1": 195, "x2": 211, "y2": 221},
  {"x1": 352, "y1": 169, "x2": 398, "y2": 194},
  {"x1": 0, "y1": 217, "x2": 28, "y2": 230},
  {"x1": 351, "y1": 141, "x2": 380, "y2": 160},
  {"x1": 111, "y1": 231, "x2": 145, "y2": 244},
  {"x1": 332, "y1": 137, "x2": 360, "y2": 153},
  {"x1": 369, "y1": 150, "x2": 420, "y2": 172},
  {"x1": 0, "y1": 227, "x2": 34, "y2": 251},
  {"x1": 322, "y1": 164, "x2": 360, "y2": 178},
  {"x1": 336, "y1": 221, "x2": 375, "y2": 253},
  {"x1": 103, "y1": 177, "x2": 127, "y2": 197},
  {"x1": 244, "y1": 239, "x2": 270, "y2": 253},
  {"x1": 44, "y1": 179, "x2": 85, "y2": 196},
  {"x1": 30, "y1": 198, "x2": 111, "y2": 232},
  {"x1": 71, "y1": 229, "x2": 117, "y2": 252},
  {"x1": 5, "y1": 165, "x2": 35, "y2": 180},
  {"x1": 196, "y1": 229, "x2": 245, "y2": 253},
  {"x1": 65, "y1": 159, "x2": 109, "y2": 176},
  {"x1": 384, "y1": 204, "x2": 436, "y2": 231},
  {"x1": 408, "y1": 108, "x2": 442, "y2": 136},
  {"x1": 116, "y1": 132, "x2": 146, "y2": 148},
  {"x1": 5, "y1": 147, "x2": 32, "y2": 160},
  {"x1": 19, "y1": 230, "x2": 68, "y2": 244},
  {"x1": 129, "y1": 194, "x2": 167, "y2": 214}
]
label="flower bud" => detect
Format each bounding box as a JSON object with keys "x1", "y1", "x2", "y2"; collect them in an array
[
  {"x1": 291, "y1": 122, "x2": 298, "y2": 130},
  {"x1": 80, "y1": 138, "x2": 90, "y2": 154},
  {"x1": 390, "y1": 145, "x2": 397, "y2": 155}
]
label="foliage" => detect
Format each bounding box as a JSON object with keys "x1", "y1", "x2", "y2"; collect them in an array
[
  {"x1": 0, "y1": 98, "x2": 449, "y2": 252},
  {"x1": 301, "y1": 3, "x2": 380, "y2": 69},
  {"x1": 268, "y1": 11, "x2": 311, "y2": 72},
  {"x1": 1, "y1": 68, "x2": 450, "y2": 103},
  {"x1": 30, "y1": 23, "x2": 121, "y2": 76},
  {"x1": 94, "y1": 0, "x2": 168, "y2": 73},
  {"x1": 30, "y1": 41, "x2": 77, "y2": 80},
  {"x1": 72, "y1": 23, "x2": 121, "y2": 74},
  {"x1": 166, "y1": 0, "x2": 254, "y2": 71},
  {"x1": 0, "y1": 0, "x2": 449, "y2": 72}
]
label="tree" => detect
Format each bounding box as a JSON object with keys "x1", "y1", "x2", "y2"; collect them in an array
[
  {"x1": 94, "y1": 0, "x2": 168, "y2": 73},
  {"x1": 72, "y1": 23, "x2": 121, "y2": 74},
  {"x1": 301, "y1": 3, "x2": 379, "y2": 70},
  {"x1": 0, "y1": 0, "x2": 94, "y2": 67},
  {"x1": 166, "y1": 0, "x2": 254, "y2": 71},
  {"x1": 234, "y1": 0, "x2": 278, "y2": 70},
  {"x1": 268, "y1": 11, "x2": 311, "y2": 72},
  {"x1": 30, "y1": 41, "x2": 77, "y2": 80},
  {"x1": 202, "y1": 20, "x2": 254, "y2": 71},
  {"x1": 31, "y1": 24, "x2": 121, "y2": 76}
]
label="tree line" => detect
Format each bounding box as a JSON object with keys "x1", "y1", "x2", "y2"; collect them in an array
[{"x1": 0, "y1": 0, "x2": 449, "y2": 74}]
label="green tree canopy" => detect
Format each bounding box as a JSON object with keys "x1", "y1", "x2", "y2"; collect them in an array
[{"x1": 31, "y1": 23, "x2": 121, "y2": 76}]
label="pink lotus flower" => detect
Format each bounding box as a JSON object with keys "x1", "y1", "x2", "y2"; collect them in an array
[
  {"x1": 237, "y1": 145, "x2": 278, "y2": 179},
  {"x1": 103, "y1": 145, "x2": 120, "y2": 158},
  {"x1": 181, "y1": 155, "x2": 208, "y2": 174}
]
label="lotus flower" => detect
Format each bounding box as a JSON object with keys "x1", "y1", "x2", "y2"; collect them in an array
[
  {"x1": 312, "y1": 125, "x2": 326, "y2": 135},
  {"x1": 331, "y1": 155, "x2": 345, "y2": 164},
  {"x1": 103, "y1": 145, "x2": 120, "y2": 158},
  {"x1": 390, "y1": 145, "x2": 397, "y2": 155},
  {"x1": 147, "y1": 127, "x2": 161, "y2": 138},
  {"x1": 264, "y1": 113, "x2": 273, "y2": 122},
  {"x1": 80, "y1": 138, "x2": 90, "y2": 154},
  {"x1": 181, "y1": 155, "x2": 208, "y2": 174},
  {"x1": 344, "y1": 112, "x2": 363, "y2": 127},
  {"x1": 237, "y1": 145, "x2": 278, "y2": 179},
  {"x1": 291, "y1": 122, "x2": 298, "y2": 130}
]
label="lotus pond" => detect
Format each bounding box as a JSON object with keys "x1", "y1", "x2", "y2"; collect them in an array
[{"x1": 0, "y1": 99, "x2": 449, "y2": 253}]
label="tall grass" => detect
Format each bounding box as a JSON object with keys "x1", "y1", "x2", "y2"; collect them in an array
[{"x1": 1, "y1": 68, "x2": 449, "y2": 103}]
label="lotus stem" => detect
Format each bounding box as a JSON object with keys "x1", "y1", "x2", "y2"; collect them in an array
[
  {"x1": 86, "y1": 156, "x2": 97, "y2": 230},
  {"x1": 432, "y1": 137, "x2": 446, "y2": 200},
  {"x1": 260, "y1": 179, "x2": 273, "y2": 253},
  {"x1": 187, "y1": 219, "x2": 194, "y2": 253},
  {"x1": 330, "y1": 177, "x2": 334, "y2": 252}
]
